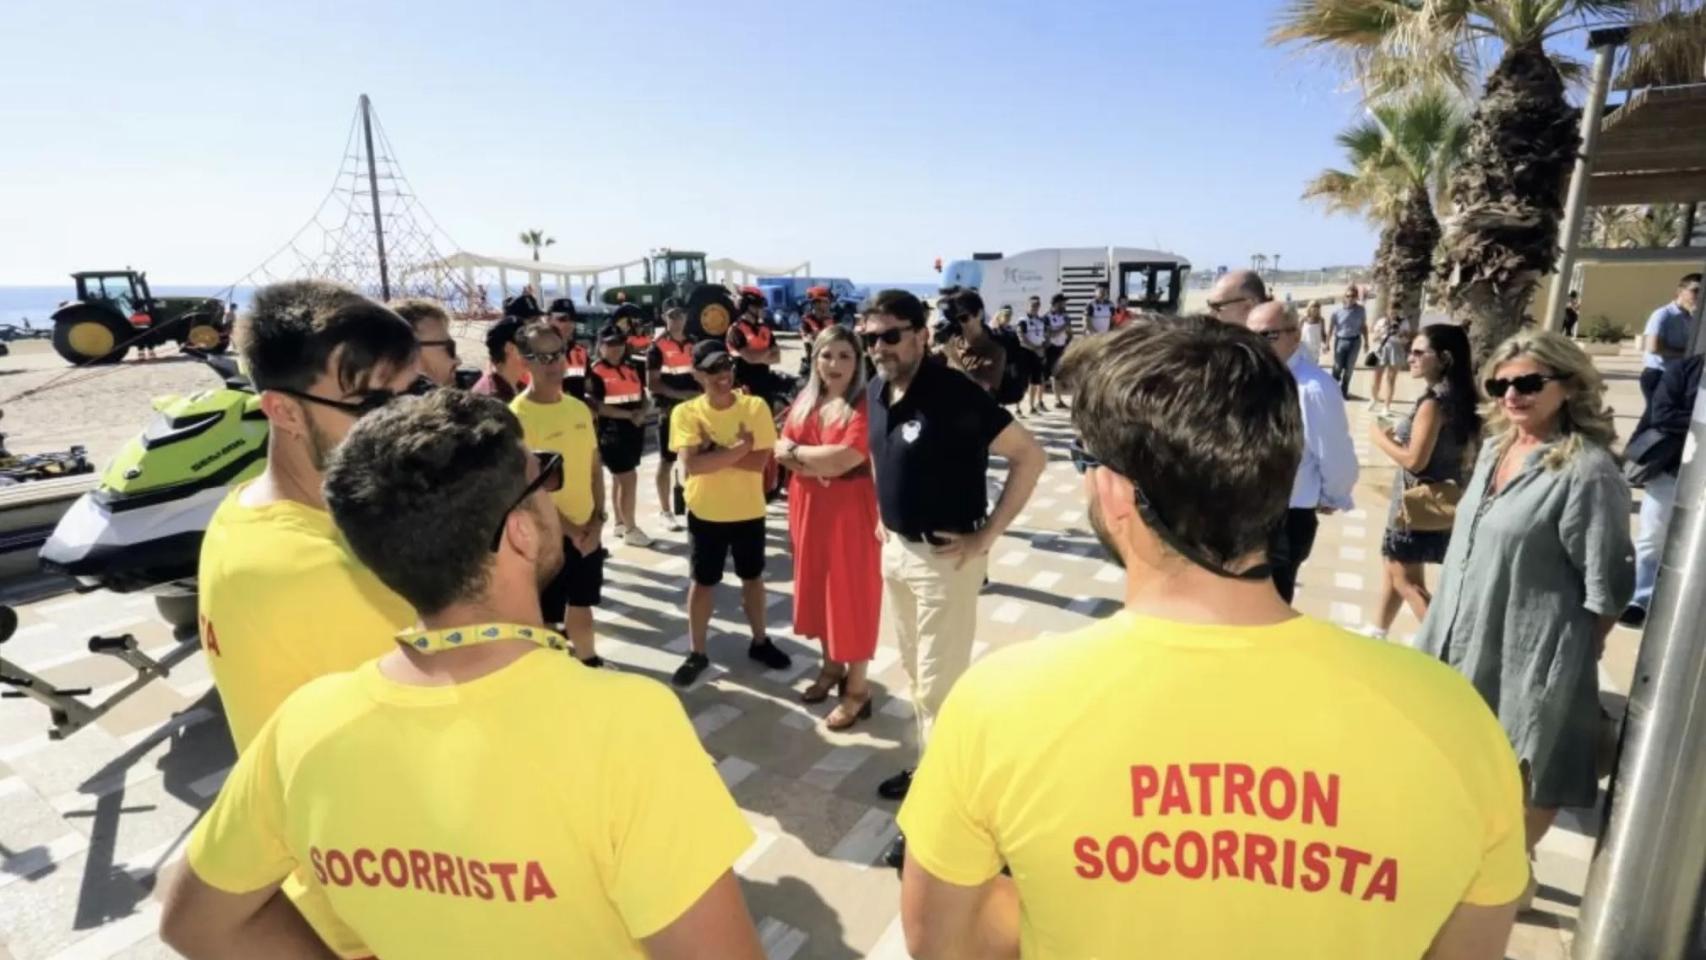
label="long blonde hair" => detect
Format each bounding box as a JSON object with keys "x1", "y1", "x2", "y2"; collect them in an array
[
  {"x1": 787, "y1": 325, "x2": 867, "y2": 430},
  {"x1": 1482, "y1": 329, "x2": 1616, "y2": 471}
]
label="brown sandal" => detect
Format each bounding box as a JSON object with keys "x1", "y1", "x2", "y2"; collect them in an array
[
  {"x1": 825, "y1": 692, "x2": 874, "y2": 731},
  {"x1": 800, "y1": 664, "x2": 847, "y2": 704}
]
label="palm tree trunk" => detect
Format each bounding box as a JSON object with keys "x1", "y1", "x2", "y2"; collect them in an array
[
  {"x1": 1389, "y1": 188, "x2": 1441, "y2": 326},
  {"x1": 1437, "y1": 41, "x2": 1579, "y2": 368}
]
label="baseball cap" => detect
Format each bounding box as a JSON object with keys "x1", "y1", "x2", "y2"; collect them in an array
[
  {"x1": 597, "y1": 324, "x2": 626, "y2": 344},
  {"x1": 693, "y1": 340, "x2": 733, "y2": 371}
]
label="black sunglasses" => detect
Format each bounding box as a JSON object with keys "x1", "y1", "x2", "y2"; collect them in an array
[
  {"x1": 1484, "y1": 373, "x2": 1568, "y2": 398},
  {"x1": 524, "y1": 348, "x2": 566, "y2": 364},
  {"x1": 276, "y1": 379, "x2": 431, "y2": 417},
  {"x1": 418, "y1": 338, "x2": 457, "y2": 358},
  {"x1": 1068, "y1": 438, "x2": 1271, "y2": 582},
  {"x1": 860, "y1": 328, "x2": 909, "y2": 349},
  {"x1": 1256, "y1": 327, "x2": 1298, "y2": 342},
  {"x1": 489, "y1": 451, "x2": 565, "y2": 551}
]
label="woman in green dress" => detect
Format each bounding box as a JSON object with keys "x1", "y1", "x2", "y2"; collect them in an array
[{"x1": 1416, "y1": 330, "x2": 1633, "y2": 903}]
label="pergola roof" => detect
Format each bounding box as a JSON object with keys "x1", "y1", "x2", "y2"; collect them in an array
[{"x1": 1586, "y1": 83, "x2": 1706, "y2": 206}]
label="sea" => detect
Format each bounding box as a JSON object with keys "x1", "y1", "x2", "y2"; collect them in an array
[{"x1": 0, "y1": 281, "x2": 940, "y2": 329}]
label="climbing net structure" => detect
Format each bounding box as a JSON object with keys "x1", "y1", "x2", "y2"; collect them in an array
[{"x1": 225, "y1": 96, "x2": 478, "y2": 314}]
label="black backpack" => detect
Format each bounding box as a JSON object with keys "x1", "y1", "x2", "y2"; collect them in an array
[{"x1": 987, "y1": 327, "x2": 1030, "y2": 406}]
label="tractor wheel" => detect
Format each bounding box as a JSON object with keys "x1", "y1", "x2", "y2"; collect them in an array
[
  {"x1": 51, "y1": 307, "x2": 130, "y2": 365},
  {"x1": 685, "y1": 286, "x2": 738, "y2": 341},
  {"x1": 183, "y1": 318, "x2": 228, "y2": 354}
]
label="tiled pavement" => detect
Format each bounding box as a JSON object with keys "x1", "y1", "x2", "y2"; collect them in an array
[{"x1": 0, "y1": 347, "x2": 1651, "y2": 959}]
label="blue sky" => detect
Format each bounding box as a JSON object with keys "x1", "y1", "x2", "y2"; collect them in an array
[{"x1": 0, "y1": 0, "x2": 1379, "y2": 285}]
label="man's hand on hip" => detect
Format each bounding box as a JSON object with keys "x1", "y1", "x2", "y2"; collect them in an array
[{"x1": 929, "y1": 530, "x2": 991, "y2": 570}]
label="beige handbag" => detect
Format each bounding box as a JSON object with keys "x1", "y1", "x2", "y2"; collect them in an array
[{"x1": 1399, "y1": 479, "x2": 1463, "y2": 532}]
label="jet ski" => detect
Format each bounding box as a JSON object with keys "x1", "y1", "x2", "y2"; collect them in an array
[{"x1": 39, "y1": 352, "x2": 266, "y2": 595}]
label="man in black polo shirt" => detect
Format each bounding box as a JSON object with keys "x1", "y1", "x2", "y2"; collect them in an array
[{"x1": 860, "y1": 288, "x2": 1045, "y2": 866}]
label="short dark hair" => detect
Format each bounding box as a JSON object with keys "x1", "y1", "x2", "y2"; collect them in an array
[
  {"x1": 951, "y1": 288, "x2": 985, "y2": 320},
  {"x1": 324, "y1": 390, "x2": 529, "y2": 615},
  {"x1": 1683, "y1": 273, "x2": 1703, "y2": 287},
  {"x1": 518, "y1": 321, "x2": 562, "y2": 353},
  {"x1": 1060, "y1": 315, "x2": 1302, "y2": 571},
  {"x1": 238, "y1": 280, "x2": 418, "y2": 393},
  {"x1": 391, "y1": 298, "x2": 452, "y2": 332},
  {"x1": 485, "y1": 318, "x2": 523, "y2": 364},
  {"x1": 867, "y1": 289, "x2": 926, "y2": 329}
]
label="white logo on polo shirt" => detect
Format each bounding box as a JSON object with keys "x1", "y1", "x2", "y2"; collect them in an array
[{"x1": 902, "y1": 420, "x2": 922, "y2": 443}]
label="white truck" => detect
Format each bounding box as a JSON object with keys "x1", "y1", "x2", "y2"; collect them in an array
[{"x1": 940, "y1": 247, "x2": 1192, "y2": 327}]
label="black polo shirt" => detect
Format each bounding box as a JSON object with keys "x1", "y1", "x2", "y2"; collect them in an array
[{"x1": 867, "y1": 360, "x2": 1013, "y2": 539}]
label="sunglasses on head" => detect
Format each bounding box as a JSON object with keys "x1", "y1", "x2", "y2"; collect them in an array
[
  {"x1": 1484, "y1": 373, "x2": 1568, "y2": 397},
  {"x1": 489, "y1": 451, "x2": 565, "y2": 551},
  {"x1": 276, "y1": 378, "x2": 432, "y2": 417},
  {"x1": 1068, "y1": 438, "x2": 1271, "y2": 582},
  {"x1": 418, "y1": 338, "x2": 457, "y2": 358},
  {"x1": 860, "y1": 328, "x2": 909, "y2": 349}
]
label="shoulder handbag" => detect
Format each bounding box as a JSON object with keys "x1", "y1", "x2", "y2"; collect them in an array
[
  {"x1": 1364, "y1": 332, "x2": 1391, "y2": 368},
  {"x1": 1399, "y1": 477, "x2": 1463, "y2": 532}
]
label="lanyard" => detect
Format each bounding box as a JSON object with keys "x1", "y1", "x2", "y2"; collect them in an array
[{"x1": 398, "y1": 622, "x2": 569, "y2": 654}]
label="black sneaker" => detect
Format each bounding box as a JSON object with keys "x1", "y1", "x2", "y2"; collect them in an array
[
  {"x1": 748, "y1": 638, "x2": 793, "y2": 670},
  {"x1": 672, "y1": 652, "x2": 710, "y2": 687},
  {"x1": 883, "y1": 833, "x2": 907, "y2": 871},
  {"x1": 878, "y1": 768, "x2": 914, "y2": 801},
  {"x1": 1619, "y1": 605, "x2": 1647, "y2": 628}
]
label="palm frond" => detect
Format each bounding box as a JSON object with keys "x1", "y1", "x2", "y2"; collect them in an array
[
  {"x1": 1270, "y1": 0, "x2": 1416, "y2": 49},
  {"x1": 1620, "y1": 3, "x2": 1706, "y2": 87}
]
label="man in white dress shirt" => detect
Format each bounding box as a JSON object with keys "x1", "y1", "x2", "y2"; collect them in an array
[{"x1": 1247, "y1": 302, "x2": 1357, "y2": 603}]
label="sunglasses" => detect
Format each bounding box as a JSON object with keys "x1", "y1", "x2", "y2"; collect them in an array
[
  {"x1": 860, "y1": 328, "x2": 909, "y2": 349},
  {"x1": 489, "y1": 451, "x2": 565, "y2": 551},
  {"x1": 1484, "y1": 373, "x2": 1569, "y2": 398},
  {"x1": 524, "y1": 349, "x2": 566, "y2": 364},
  {"x1": 1256, "y1": 327, "x2": 1298, "y2": 342},
  {"x1": 1068, "y1": 438, "x2": 1272, "y2": 583},
  {"x1": 418, "y1": 338, "x2": 457, "y2": 358},
  {"x1": 276, "y1": 379, "x2": 432, "y2": 417},
  {"x1": 1206, "y1": 296, "x2": 1250, "y2": 314}
]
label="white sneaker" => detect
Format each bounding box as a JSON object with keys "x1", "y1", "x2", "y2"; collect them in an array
[
  {"x1": 624, "y1": 527, "x2": 653, "y2": 548},
  {"x1": 1359, "y1": 626, "x2": 1388, "y2": 640},
  {"x1": 1366, "y1": 399, "x2": 1380, "y2": 411},
  {"x1": 662, "y1": 513, "x2": 683, "y2": 532}
]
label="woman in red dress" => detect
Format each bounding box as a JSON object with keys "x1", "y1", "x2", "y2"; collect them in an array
[{"x1": 774, "y1": 325, "x2": 880, "y2": 730}]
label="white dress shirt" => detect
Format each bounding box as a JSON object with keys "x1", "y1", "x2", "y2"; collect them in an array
[{"x1": 1288, "y1": 350, "x2": 1359, "y2": 511}]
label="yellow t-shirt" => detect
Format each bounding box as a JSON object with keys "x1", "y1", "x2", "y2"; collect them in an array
[
  {"x1": 187, "y1": 650, "x2": 754, "y2": 958},
  {"x1": 196, "y1": 482, "x2": 416, "y2": 957},
  {"x1": 667, "y1": 393, "x2": 776, "y2": 522},
  {"x1": 898, "y1": 612, "x2": 1527, "y2": 959},
  {"x1": 510, "y1": 392, "x2": 598, "y2": 525}
]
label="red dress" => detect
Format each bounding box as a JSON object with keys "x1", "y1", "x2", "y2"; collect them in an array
[{"x1": 784, "y1": 400, "x2": 881, "y2": 663}]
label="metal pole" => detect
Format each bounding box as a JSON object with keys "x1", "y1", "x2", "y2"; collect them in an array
[
  {"x1": 360, "y1": 94, "x2": 391, "y2": 301},
  {"x1": 1546, "y1": 32, "x2": 1622, "y2": 333},
  {"x1": 1576, "y1": 246, "x2": 1706, "y2": 958}
]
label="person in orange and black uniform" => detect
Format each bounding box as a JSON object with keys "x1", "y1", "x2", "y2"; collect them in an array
[
  {"x1": 796, "y1": 287, "x2": 835, "y2": 379},
  {"x1": 647, "y1": 305, "x2": 702, "y2": 532},
  {"x1": 609, "y1": 303, "x2": 653, "y2": 381},
  {"x1": 546, "y1": 298, "x2": 591, "y2": 401},
  {"x1": 727, "y1": 287, "x2": 783, "y2": 404},
  {"x1": 587, "y1": 326, "x2": 653, "y2": 548}
]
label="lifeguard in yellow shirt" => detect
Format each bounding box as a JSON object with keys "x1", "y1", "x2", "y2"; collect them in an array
[
  {"x1": 898, "y1": 318, "x2": 1527, "y2": 960},
  {"x1": 194, "y1": 280, "x2": 420, "y2": 956},
  {"x1": 162, "y1": 390, "x2": 762, "y2": 960}
]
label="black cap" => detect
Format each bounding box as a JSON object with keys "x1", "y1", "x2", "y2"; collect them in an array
[
  {"x1": 613, "y1": 303, "x2": 642, "y2": 322},
  {"x1": 597, "y1": 324, "x2": 626, "y2": 344},
  {"x1": 548, "y1": 297, "x2": 577, "y2": 317},
  {"x1": 693, "y1": 339, "x2": 732, "y2": 370}
]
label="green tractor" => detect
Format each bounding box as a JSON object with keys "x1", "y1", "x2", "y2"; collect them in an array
[
  {"x1": 50, "y1": 270, "x2": 230, "y2": 365},
  {"x1": 597, "y1": 250, "x2": 738, "y2": 340}
]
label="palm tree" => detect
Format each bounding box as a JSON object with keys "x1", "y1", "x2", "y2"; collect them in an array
[
  {"x1": 1590, "y1": 203, "x2": 1689, "y2": 247},
  {"x1": 1273, "y1": 0, "x2": 1685, "y2": 365},
  {"x1": 1254, "y1": 253, "x2": 1271, "y2": 273},
  {"x1": 518, "y1": 229, "x2": 556, "y2": 262},
  {"x1": 1303, "y1": 88, "x2": 1469, "y2": 326}
]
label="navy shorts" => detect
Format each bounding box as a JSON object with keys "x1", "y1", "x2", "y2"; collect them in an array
[
  {"x1": 598, "y1": 420, "x2": 644, "y2": 474},
  {"x1": 657, "y1": 403, "x2": 679, "y2": 464}
]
